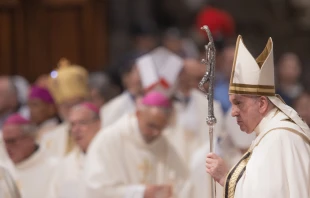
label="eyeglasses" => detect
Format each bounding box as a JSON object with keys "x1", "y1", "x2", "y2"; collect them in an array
[{"x1": 70, "y1": 118, "x2": 98, "y2": 127}]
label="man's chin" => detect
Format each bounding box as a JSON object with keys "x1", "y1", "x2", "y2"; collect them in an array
[
  {"x1": 238, "y1": 125, "x2": 248, "y2": 133},
  {"x1": 144, "y1": 137, "x2": 158, "y2": 144}
]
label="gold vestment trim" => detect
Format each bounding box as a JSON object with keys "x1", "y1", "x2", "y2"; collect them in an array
[
  {"x1": 224, "y1": 152, "x2": 251, "y2": 198},
  {"x1": 229, "y1": 83, "x2": 275, "y2": 96},
  {"x1": 230, "y1": 83, "x2": 274, "y2": 89},
  {"x1": 229, "y1": 89, "x2": 275, "y2": 96},
  {"x1": 223, "y1": 125, "x2": 309, "y2": 198}
]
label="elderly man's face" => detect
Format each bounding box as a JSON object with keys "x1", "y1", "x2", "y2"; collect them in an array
[
  {"x1": 2, "y1": 125, "x2": 35, "y2": 164},
  {"x1": 229, "y1": 94, "x2": 262, "y2": 134},
  {"x1": 136, "y1": 107, "x2": 170, "y2": 143},
  {"x1": 69, "y1": 107, "x2": 100, "y2": 152},
  {"x1": 28, "y1": 98, "x2": 56, "y2": 125},
  {"x1": 58, "y1": 97, "x2": 85, "y2": 121}
]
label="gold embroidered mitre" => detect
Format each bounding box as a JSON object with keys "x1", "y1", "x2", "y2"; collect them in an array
[
  {"x1": 229, "y1": 36, "x2": 310, "y2": 141},
  {"x1": 47, "y1": 58, "x2": 89, "y2": 104},
  {"x1": 229, "y1": 36, "x2": 275, "y2": 96}
]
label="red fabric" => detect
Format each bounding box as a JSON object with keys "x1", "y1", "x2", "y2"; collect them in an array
[
  {"x1": 196, "y1": 6, "x2": 235, "y2": 39},
  {"x1": 159, "y1": 78, "x2": 170, "y2": 89},
  {"x1": 145, "y1": 78, "x2": 170, "y2": 93}
]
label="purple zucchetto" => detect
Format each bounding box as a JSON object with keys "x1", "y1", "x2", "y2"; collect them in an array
[
  {"x1": 141, "y1": 91, "x2": 172, "y2": 108},
  {"x1": 28, "y1": 85, "x2": 55, "y2": 104},
  {"x1": 3, "y1": 113, "x2": 31, "y2": 126},
  {"x1": 80, "y1": 102, "x2": 100, "y2": 115}
]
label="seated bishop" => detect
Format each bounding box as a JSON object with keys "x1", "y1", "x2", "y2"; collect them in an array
[
  {"x1": 47, "y1": 102, "x2": 101, "y2": 198},
  {"x1": 41, "y1": 58, "x2": 90, "y2": 158},
  {"x1": 1, "y1": 114, "x2": 58, "y2": 198},
  {"x1": 27, "y1": 85, "x2": 60, "y2": 142}
]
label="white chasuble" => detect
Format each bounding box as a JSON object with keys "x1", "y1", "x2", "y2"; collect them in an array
[
  {"x1": 40, "y1": 122, "x2": 76, "y2": 158},
  {"x1": 224, "y1": 108, "x2": 310, "y2": 198},
  {"x1": 47, "y1": 147, "x2": 85, "y2": 198},
  {"x1": 4, "y1": 147, "x2": 59, "y2": 198},
  {"x1": 166, "y1": 89, "x2": 224, "y2": 165},
  {"x1": 100, "y1": 91, "x2": 136, "y2": 128},
  {"x1": 36, "y1": 117, "x2": 59, "y2": 143},
  {"x1": 0, "y1": 165, "x2": 21, "y2": 198},
  {"x1": 82, "y1": 113, "x2": 189, "y2": 198}
]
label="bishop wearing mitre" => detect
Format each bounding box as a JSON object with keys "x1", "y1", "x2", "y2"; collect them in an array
[{"x1": 41, "y1": 58, "x2": 89, "y2": 158}]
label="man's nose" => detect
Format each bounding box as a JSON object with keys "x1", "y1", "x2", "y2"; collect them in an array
[
  {"x1": 70, "y1": 126, "x2": 79, "y2": 135},
  {"x1": 231, "y1": 106, "x2": 238, "y2": 117}
]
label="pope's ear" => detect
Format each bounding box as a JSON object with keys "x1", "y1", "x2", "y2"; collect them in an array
[{"x1": 258, "y1": 96, "x2": 269, "y2": 114}]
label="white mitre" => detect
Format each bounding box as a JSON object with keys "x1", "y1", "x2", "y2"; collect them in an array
[
  {"x1": 229, "y1": 35, "x2": 310, "y2": 141},
  {"x1": 136, "y1": 47, "x2": 183, "y2": 97}
]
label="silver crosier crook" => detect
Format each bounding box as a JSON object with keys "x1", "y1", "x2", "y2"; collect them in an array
[{"x1": 198, "y1": 25, "x2": 217, "y2": 198}]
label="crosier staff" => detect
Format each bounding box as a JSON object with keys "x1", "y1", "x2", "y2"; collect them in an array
[{"x1": 198, "y1": 25, "x2": 217, "y2": 198}]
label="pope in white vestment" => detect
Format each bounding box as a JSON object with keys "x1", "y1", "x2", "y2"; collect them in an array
[
  {"x1": 232, "y1": 108, "x2": 310, "y2": 198},
  {"x1": 206, "y1": 35, "x2": 310, "y2": 198},
  {"x1": 83, "y1": 92, "x2": 189, "y2": 198}
]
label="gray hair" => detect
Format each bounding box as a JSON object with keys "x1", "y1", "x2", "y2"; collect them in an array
[
  {"x1": 244, "y1": 95, "x2": 274, "y2": 107},
  {"x1": 88, "y1": 72, "x2": 120, "y2": 102},
  {"x1": 70, "y1": 104, "x2": 100, "y2": 120}
]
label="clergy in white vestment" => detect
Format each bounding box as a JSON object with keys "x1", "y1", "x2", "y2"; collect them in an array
[
  {"x1": 184, "y1": 109, "x2": 254, "y2": 198},
  {"x1": 88, "y1": 72, "x2": 120, "y2": 108},
  {"x1": 0, "y1": 165, "x2": 21, "y2": 198},
  {"x1": 27, "y1": 85, "x2": 60, "y2": 142},
  {"x1": 41, "y1": 58, "x2": 90, "y2": 158},
  {"x1": 100, "y1": 57, "x2": 143, "y2": 128},
  {"x1": 206, "y1": 35, "x2": 310, "y2": 198},
  {"x1": 47, "y1": 102, "x2": 101, "y2": 198},
  {"x1": 1, "y1": 113, "x2": 58, "y2": 198},
  {"x1": 101, "y1": 47, "x2": 184, "y2": 128},
  {"x1": 82, "y1": 91, "x2": 189, "y2": 198},
  {"x1": 168, "y1": 58, "x2": 224, "y2": 164},
  {"x1": 169, "y1": 58, "x2": 225, "y2": 198}
]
